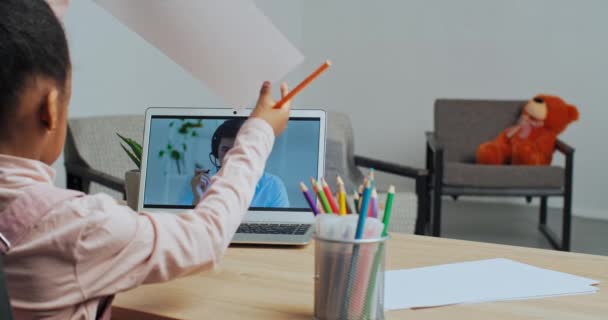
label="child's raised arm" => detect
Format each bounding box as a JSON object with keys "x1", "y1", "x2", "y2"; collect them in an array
[{"x1": 72, "y1": 82, "x2": 292, "y2": 297}]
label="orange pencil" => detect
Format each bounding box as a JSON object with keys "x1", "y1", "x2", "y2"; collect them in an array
[{"x1": 273, "y1": 60, "x2": 332, "y2": 109}]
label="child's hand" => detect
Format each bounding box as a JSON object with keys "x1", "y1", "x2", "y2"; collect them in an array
[
  {"x1": 191, "y1": 169, "x2": 211, "y2": 205},
  {"x1": 250, "y1": 81, "x2": 291, "y2": 137}
]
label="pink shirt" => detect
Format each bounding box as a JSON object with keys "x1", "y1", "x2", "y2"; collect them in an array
[{"x1": 0, "y1": 118, "x2": 274, "y2": 319}]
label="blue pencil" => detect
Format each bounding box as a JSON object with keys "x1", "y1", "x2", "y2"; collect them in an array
[
  {"x1": 342, "y1": 180, "x2": 372, "y2": 318},
  {"x1": 355, "y1": 180, "x2": 372, "y2": 239}
]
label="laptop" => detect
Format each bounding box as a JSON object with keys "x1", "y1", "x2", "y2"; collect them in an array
[{"x1": 138, "y1": 108, "x2": 326, "y2": 245}]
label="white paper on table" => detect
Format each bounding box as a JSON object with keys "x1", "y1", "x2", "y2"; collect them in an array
[
  {"x1": 93, "y1": 0, "x2": 304, "y2": 109},
  {"x1": 384, "y1": 258, "x2": 599, "y2": 310}
]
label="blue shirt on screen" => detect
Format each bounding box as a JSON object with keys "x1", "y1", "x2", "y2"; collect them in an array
[
  {"x1": 183, "y1": 172, "x2": 289, "y2": 208},
  {"x1": 251, "y1": 172, "x2": 290, "y2": 208}
]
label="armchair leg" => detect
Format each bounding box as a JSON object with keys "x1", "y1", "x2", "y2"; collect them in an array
[
  {"x1": 414, "y1": 199, "x2": 426, "y2": 235},
  {"x1": 562, "y1": 191, "x2": 572, "y2": 251},
  {"x1": 425, "y1": 190, "x2": 431, "y2": 225},
  {"x1": 431, "y1": 187, "x2": 442, "y2": 237},
  {"x1": 539, "y1": 196, "x2": 548, "y2": 226},
  {"x1": 414, "y1": 177, "x2": 430, "y2": 235},
  {"x1": 538, "y1": 195, "x2": 571, "y2": 252}
]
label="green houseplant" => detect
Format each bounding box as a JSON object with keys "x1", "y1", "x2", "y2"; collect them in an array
[
  {"x1": 117, "y1": 133, "x2": 142, "y2": 210},
  {"x1": 117, "y1": 133, "x2": 142, "y2": 169},
  {"x1": 158, "y1": 119, "x2": 203, "y2": 174},
  {"x1": 116, "y1": 120, "x2": 204, "y2": 210}
]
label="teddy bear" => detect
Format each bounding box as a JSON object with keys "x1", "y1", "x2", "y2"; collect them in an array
[{"x1": 476, "y1": 94, "x2": 579, "y2": 166}]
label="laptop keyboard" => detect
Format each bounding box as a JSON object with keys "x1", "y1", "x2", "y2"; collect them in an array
[{"x1": 236, "y1": 223, "x2": 311, "y2": 235}]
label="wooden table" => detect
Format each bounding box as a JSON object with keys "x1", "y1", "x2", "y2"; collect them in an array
[{"x1": 113, "y1": 234, "x2": 608, "y2": 319}]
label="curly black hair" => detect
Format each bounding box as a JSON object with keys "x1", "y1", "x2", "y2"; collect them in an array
[
  {"x1": 211, "y1": 119, "x2": 246, "y2": 158},
  {"x1": 0, "y1": 0, "x2": 70, "y2": 120}
]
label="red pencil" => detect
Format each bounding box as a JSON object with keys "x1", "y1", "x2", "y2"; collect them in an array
[{"x1": 321, "y1": 178, "x2": 340, "y2": 214}]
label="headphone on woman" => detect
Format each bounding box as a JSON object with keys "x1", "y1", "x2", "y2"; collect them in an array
[{"x1": 209, "y1": 118, "x2": 246, "y2": 170}]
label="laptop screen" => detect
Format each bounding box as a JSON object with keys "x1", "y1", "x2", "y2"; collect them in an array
[{"x1": 143, "y1": 115, "x2": 321, "y2": 211}]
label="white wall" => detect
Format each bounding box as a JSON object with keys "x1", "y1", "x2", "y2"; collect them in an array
[
  {"x1": 57, "y1": 0, "x2": 608, "y2": 220},
  {"x1": 54, "y1": 0, "x2": 305, "y2": 186},
  {"x1": 299, "y1": 0, "x2": 608, "y2": 220}
]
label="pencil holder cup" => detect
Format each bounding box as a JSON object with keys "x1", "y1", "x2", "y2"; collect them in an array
[{"x1": 313, "y1": 234, "x2": 388, "y2": 320}]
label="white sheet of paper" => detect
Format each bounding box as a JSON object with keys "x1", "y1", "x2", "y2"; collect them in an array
[
  {"x1": 385, "y1": 258, "x2": 599, "y2": 310},
  {"x1": 93, "y1": 0, "x2": 304, "y2": 108}
]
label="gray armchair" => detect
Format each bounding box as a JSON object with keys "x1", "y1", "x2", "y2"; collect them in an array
[
  {"x1": 426, "y1": 99, "x2": 574, "y2": 251},
  {"x1": 65, "y1": 115, "x2": 144, "y2": 199},
  {"x1": 65, "y1": 112, "x2": 429, "y2": 234}
]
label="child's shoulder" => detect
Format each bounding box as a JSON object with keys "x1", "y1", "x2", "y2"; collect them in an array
[
  {"x1": 14, "y1": 184, "x2": 129, "y2": 220},
  {"x1": 2, "y1": 185, "x2": 137, "y2": 256},
  {"x1": 50, "y1": 191, "x2": 142, "y2": 258}
]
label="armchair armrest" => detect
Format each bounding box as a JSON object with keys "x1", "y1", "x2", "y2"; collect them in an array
[
  {"x1": 354, "y1": 155, "x2": 427, "y2": 179},
  {"x1": 555, "y1": 139, "x2": 575, "y2": 156},
  {"x1": 354, "y1": 155, "x2": 430, "y2": 235},
  {"x1": 65, "y1": 163, "x2": 125, "y2": 193},
  {"x1": 425, "y1": 131, "x2": 443, "y2": 152},
  {"x1": 554, "y1": 139, "x2": 574, "y2": 200}
]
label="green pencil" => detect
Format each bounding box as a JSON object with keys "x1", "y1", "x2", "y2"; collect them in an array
[
  {"x1": 363, "y1": 185, "x2": 395, "y2": 317},
  {"x1": 382, "y1": 185, "x2": 395, "y2": 236},
  {"x1": 353, "y1": 191, "x2": 360, "y2": 214},
  {"x1": 316, "y1": 181, "x2": 332, "y2": 214}
]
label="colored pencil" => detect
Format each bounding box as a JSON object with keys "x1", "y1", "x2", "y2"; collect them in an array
[
  {"x1": 321, "y1": 178, "x2": 340, "y2": 214},
  {"x1": 363, "y1": 244, "x2": 384, "y2": 317},
  {"x1": 358, "y1": 181, "x2": 365, "y2": 197},
  {"x1": 370, "y1": 188, "x2": 378, "y2": 218},
  {"x1": 345, "y1": 198, "x2": 353, "y2": 215},
  {"x1": 273, "y1": 60, "x2": 332, "y2": 109},
  {"x1": 315, "y1": 181, "x2": 332, "y2": 214},
  {"x1": 299, "y1": 182, "x2": 319, "y2": 216},
  {"x1": 310, "y1": 177, "x2": 327, "y2": 214},
  {"x1": 357, "y1": 181, "x2": 365, "y2": 211},
  {"x1": 382, "y1": 185, "x2": 395, "y2": 236},
  {"x1": 343, "y1": 182, "x2": 372, "y2": 318},
  {"x1": 317, "y1": 199, "x2": 326, "y2": 214},
  {"x1": 355, "y1": 181, "x2": 372, "y2": 239},
  {"x1": 337, "y1": 176, "x2": 348, "y2": 215},
  {"x1": 310, "y1": 177, "x2": 317, "y2": 188},
  {"x1": 363, "y1": 185, "x2": 396, "y2": 317}
]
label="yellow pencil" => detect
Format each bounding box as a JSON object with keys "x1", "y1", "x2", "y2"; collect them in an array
[{"x1": 337, "y1": 176, "x2": 348, "y2": 215}]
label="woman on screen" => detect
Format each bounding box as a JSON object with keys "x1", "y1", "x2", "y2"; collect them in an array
[{"x1": 189, "y1": 119, "x2": 290, "y2": 207}]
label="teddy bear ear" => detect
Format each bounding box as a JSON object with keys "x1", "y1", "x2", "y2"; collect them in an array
[{"x1": 568, "y1": 104, "x2": 580, "y2": 122}]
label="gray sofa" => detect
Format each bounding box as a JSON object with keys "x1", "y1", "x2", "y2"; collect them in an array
[{"x1": 65, "y1": 112, "x2": 429, "y2": 234}]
